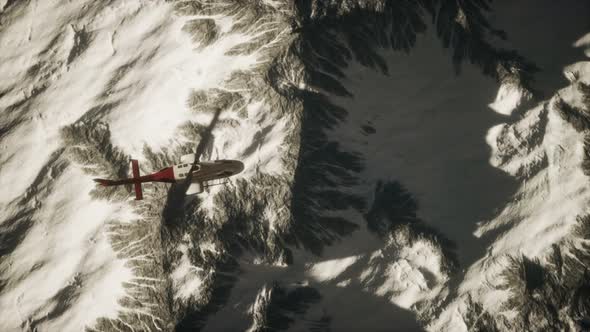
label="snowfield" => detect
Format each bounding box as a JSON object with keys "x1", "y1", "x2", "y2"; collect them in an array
[{"x1": 1, "y1": 0, "x2": 589, "y2": 331}]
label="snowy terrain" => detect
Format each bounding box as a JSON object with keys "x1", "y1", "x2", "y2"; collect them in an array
[{"x1": 1, "y1": 0, "x2": 589, "y2": 331}]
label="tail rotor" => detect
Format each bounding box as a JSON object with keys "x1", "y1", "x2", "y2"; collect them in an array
[
  {"x1": 131, "y1": 159, "x2": 143, "y2": 200},
  {"x1": 93, "y1": 159, "x2": 144, "y2": 200}
]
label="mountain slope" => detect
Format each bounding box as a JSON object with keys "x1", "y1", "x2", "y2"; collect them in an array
[{"x1": 0, "y1": 0, "x2": 589, "y2": 331}]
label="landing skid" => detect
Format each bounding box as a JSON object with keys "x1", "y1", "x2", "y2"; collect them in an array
[{"x1": 204, "y1": 179, "x2": 228, "y2": 188}]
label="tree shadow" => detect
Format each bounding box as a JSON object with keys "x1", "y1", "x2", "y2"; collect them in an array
[
  {"x1": 306, "y1": 282, "x2": 425, "y2": 332},
  {"x1": 286, "y1": 0, "x2": 540, "y2": 269},
  {"x1": 198, "y1": 261, "x2": 425, "y2": 332},
  {"x1": 327, "y1": 33, "x2": 522, "y2": 267}
]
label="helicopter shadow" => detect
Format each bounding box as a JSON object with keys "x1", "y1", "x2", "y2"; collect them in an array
[{"x1": 161, "y1": 107, "x2": 222, "y2": 232}]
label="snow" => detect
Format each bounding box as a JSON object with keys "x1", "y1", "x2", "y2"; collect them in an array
[
  {"x1": 575, "y1": 32, "x2": 590, "y2": 57},
  {"x1": 308, "y1": 255, "x2": 360, "y2": 281},
  {"x1": 477, "y1": 95, "x2": 590, "y2": 258},
  {"x1": 2, "y1": 0, "x2": 295, "y2": 328},
  {"x1": 490, "y1": 0, "x2": 590, "y2": 93},
  {"x1": 0, "y1": 0, "x2": 275, "y2": 330},
  {"x1": 449, "y1": 71, "x2": 590, "y2": 312},
  {"x1": 105, "y1": 17, "x2": 268, "y2": 154},
  {"x1": 0, "y1": 167, "x2": 133, "y2": 332},
  {"x1": 488, "y1": 83, "x2": 527, "y2": 115},
  {"x1": 171, "y1": 243, "x2": 204, "y2": 300},
  {"x1": 234, "y1": 101, "x2": 290, "y2": 176},
  {"x1": 325, "y1": 3, "x2": 590, "y2": 328},
  {"x1": 428, "y1": 1, "x2": 590, "y2": 328},
  {"x1": 202, "y1": 209, "x2": 446, "y2": 330},
  {"x1": 0, "y1": 0, "x2": 93, "y2": 206},
  {"x1": 565, "y1": 61, "x2": 590, "y2": 85},
  {"x1": 1, "y1": 0, "x2": 588, "y2": 330},
  {"x1": 374, "y1": 239, "x2": 446, "y2": 308},
  {"x1": 329, "y1": 31, "x2": 514, "y2": 267}
]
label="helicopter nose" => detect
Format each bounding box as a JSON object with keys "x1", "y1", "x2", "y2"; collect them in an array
[{"x1": 233, "y1": 160, "x2": 245, "y2": 174}]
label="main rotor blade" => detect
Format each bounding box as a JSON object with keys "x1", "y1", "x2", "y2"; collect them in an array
[{"x1": 194, "y1": 108, "x2": 221, "y2": 164}]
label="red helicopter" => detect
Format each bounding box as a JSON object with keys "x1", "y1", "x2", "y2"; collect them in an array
[{"x1": 93, "y1": 154, "x2": 244, "y2": 200}]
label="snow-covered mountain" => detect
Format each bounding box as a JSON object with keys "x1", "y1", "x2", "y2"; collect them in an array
[{"x1": 1, "y1": 0, "x2": 589, "y2": 331}]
